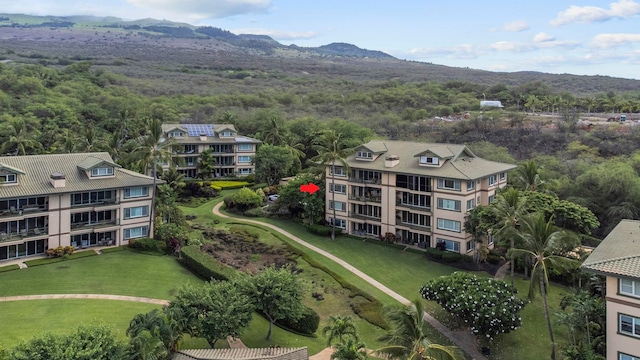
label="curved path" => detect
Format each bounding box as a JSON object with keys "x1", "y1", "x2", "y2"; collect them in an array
[
  {"x1": 213, "y1": 202, "x2": 486, "y2": 360},
  {"x1": 0, "y1": 293, "x2": 169, "y2": 305}
]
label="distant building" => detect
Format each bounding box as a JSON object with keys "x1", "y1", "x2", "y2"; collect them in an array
[
  {"x1": 480, "y1": 100, "x2": 504, "y2": 108},
  {"x1": 160, "y1": 124, "x2": 261, "y2": 178},
  {"x1": 323, "y1": 140, "x2": 516, "y2": 255},
  {"x1": 172, "y1": 347, "x2": 308, "y2": 360},
  {"x1": 582, "y1": 219, "x2": 640, "y2": 360},
  {"x1": 0, "y1": 153, "x2": 157, "y2": 262}
]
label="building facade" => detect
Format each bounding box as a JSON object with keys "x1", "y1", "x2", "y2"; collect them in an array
[
  {"x1": 0, "y1": 152, "x2": 158, "y2": 262},
  {"x1": 324, "y1": 140, "x2": 516, "y2": 255},
  {"x1": 582, "y1": 219, "x2": 640, "y2": 360},
  {"x1": 161, "y1": 124, "x2": 260, "y2": 179}
]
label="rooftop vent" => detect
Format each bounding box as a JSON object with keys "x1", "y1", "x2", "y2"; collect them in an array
[
  {"x1": 50, "y1": 172, "x2": 65, "y2": 188},
  {"x1": 385, "y1": 155, "x2": 400, "y2": 168}
]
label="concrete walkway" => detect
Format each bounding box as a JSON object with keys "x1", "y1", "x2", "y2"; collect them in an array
[
  {"x1": 212, "y1": 203, "x2": 487, "y2": 360},
  {"x1": 0, "y1": 293, "x2": 169, "y2": 305},
  {"x1": 494, "y1": 261, "x2": 511, "y2": 280}
]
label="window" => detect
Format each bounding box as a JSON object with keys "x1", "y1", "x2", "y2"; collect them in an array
[
  {"x1": 124, "y1": 226, "x2": 148, "y2": 240},
  {"x1": 356, "y1": 151, "x2": 372, "y2": 159},
  {"x1": 329, "y1": 218, "x2": 346, "y2": 229},
  {"x1": 500, "y1": 172, "x2": 506, "y2": 181},
  {"x1": 329, "y1": 166, "x2": 347, "y2": 177},
  {"x1": 0, "y1": 173, "x2": 17, "y2": 184},
  {"x1": 238, "y1": 168, "x2": 252, "y2": 175},
  {"x1": 489, "y1": 195, "x2": 496, "y2": 204},
  {"x1": 397, "y1": 175, "x2": 431, "y2": 192},
  {"x1": 184, "y1": 145, "x2": 197, "y2": 154},
  {"x1": 168, "y1": 131, "x2": 184, "y2": 138},
  {"x1": 71, "y1": 190, "x2": 113, "y2": 206},
  {"x1": 329, "y1": 183, "x2": 346, "y2": 194},
  {"x1": 620, "y1": 279, "x2": 640, "y2": 298},
  {"x1": 91, "y1": 167, "x2": 114, "y2": 177},
  {"x1": 124, "y1": 206, "x2": 149, "y2": 219},
  {"x1": 466, "y1": 199, "x2": 475, "y2": 210},
  {"x1": 437, "y1": 178, "x2": 461, "y2": 191},
  {"x1": 124, "y1": 187, "x2": 148, "y2": 199},
  {"x1": 400, "y1": 192, "x2": 430, "y2": 208},
  {"x1": 489, "y1": 175, "x2": 497, "y2": 186},
  {"x1": 220, "y1": 131, "x2": 233, "y2": 137},
  {"x1": 238, "y1": 144, "x2": 253, "y2": 151},
  {"x1": 420, "y1": 156, "x2": 439, "y2": 165},
  {"x1": 437, "y1": 198, "x2": 461, "y2": 211},
  {"x1": 488, "y1": 234, "x2": 494, "y2": 245},
  {"x1": 620, "y1": 314, "x2": 640, "y2": 337},
  {"x1": 437, "y1": 238, "x2": 460, "y2": 252},
  {"x1": 437, "y1": 218, "x2": 461, "y2": 232},
  {"x1": 329, "y1": 201, "x2": 346, "y2": 212},
  {"x1": 466, "y1": 241, "x2": 475, "y2": 252},
  {"x1": 620, "y1": 353, "x2": 640, "y2": 360},
  {"x1": 467, "y1": 180, "x2": 475, "y2": 191},
  {"x1": 238, "y1": 155, "x2": 251, "y2": 163}
]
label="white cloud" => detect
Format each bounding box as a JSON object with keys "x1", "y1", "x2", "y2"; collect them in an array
[
  {"x1": 590, "y1": 33, "x2": 640, "y2": 48},
  {"x1": 551, "y1": 0, "x2": 640, "y2": 26},
  {"x1": 406, "y1": 44, "x2": 485, "y2": 60},
  {"x1": 230, "y1": 28, "x2": 317, "y2": 40},
  {"x1": 533, "y1": 32, "x2": 555, "y2": 42},
  {"x1": 126, "y1": 0, "x2": 271, "y2": 20},
  {"x1": 502, "y1": 20, "x2": 529, "y2": 32},
  {"x1": 490, "y1": 41, "x2": 533, "y2": 52}
]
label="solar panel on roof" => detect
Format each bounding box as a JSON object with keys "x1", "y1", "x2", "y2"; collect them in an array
[{"x1": 184, "y1": 124, "x2": 215, "y2": 136}]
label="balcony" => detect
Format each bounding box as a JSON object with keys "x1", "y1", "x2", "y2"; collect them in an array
[
  {"x1": 395, "y1": 219, "x2": 431, "y2": 232},
  {"x1": 348, "y1": 194, "x2": 382, "y2": 203},
  {"x1": 71, "y1": 197, "x2": 120, "y2": 209},
  {"x1": 0, "y1": 205, "x2": 48, "y2": 219},
  {"x1": 0, "y1": 227, "x2": 49, "y2": 243},
  {"x1": 70, "y1": 219, "x2": 119, "y2": 230},
  {"x1": 396, "y1": 199, "x2": 431, "y2": 212},
  {"x1": 348, "y1": 211, "x2": 381, "y2": 221},
  {"x1": 348, "y1": 177, "x2": 381, "y2": 185}
]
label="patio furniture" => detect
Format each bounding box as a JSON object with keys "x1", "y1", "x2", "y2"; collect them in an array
[{"x1": 20, "y1": 229, "x2": 27, "y2": 237}]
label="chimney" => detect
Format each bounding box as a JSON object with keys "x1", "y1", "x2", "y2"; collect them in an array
[
  {"x1": 50, "y1": 172, "x2": 65, "y2": 188},
  {"x1": 385, "y1": 155, "x2": 400, "y2": 168},
  {"x1": 199, "y1": 133, "x2": 207, "y2": 141}
]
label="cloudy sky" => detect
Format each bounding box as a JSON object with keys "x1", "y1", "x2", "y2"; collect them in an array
[{"x1": 2, "y1": 0, "x2": 640, "y2": 79}]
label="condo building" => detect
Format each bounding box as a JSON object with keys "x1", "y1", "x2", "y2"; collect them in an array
[
  {"x1": 324, "y1": 140, "x2": 516, "y2": 255},
  {"x1": 0, "y1": 152, "x2": 157, "y2": 262}
]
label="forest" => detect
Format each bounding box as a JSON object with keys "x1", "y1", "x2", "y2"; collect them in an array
[{"x1": 1, "y1": 57, "x2": 640, "y2": 240}]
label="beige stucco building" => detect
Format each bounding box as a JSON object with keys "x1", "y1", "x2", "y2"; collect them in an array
[
  {"x1": 0, "y1": 152, "x2": 158, "y2": 262},
  {"x1": 582, "y1": 219, "x2": 640, "y2": 360},
  {"x1": 160, "y1": 124, "x2": 260, "y2": 179},
  {"x1": 324, "y1": 140, "x2": 516, "y2": 255}
]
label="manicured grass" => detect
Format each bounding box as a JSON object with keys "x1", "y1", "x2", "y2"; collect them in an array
[
  {"x1": 0, "y1": 299, "x2": 160, "y2": 347},
  {"x1": 0, "y1": 248, "x2": 203, "y2": 299}
]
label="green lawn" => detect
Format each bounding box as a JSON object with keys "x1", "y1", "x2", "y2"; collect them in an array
[
  {"x1": 0, "y1": 248, "x2": 203, "y2": 299},
  {"x1": 0, "y1": 299, "x2": 160, "y2": 347}
]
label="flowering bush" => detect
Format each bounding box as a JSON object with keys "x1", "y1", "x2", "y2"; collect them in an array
[{"x1": 420, "y1": 272, "x2": 527, "y2": 342}]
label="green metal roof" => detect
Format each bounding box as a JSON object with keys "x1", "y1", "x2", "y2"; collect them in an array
[
  {"x1": 76, "y1": 156, "x2": 121, "y2": 171},
  {"x1": 0, "y1": 152, "x2": 157, "y2": 198},
  {"x1": 347, "y1": 140, "x2": 516, "y2": 180},
  {"x1": 582, "y1": 219, "x2": 640, "y2": 280}
]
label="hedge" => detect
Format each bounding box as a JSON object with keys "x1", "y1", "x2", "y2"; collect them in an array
[
  {"x1": 128, "y1": 237, "x2": 158, "y2": 251},
  {"x1": 244, "y1": 207, "x2": 264, "y2": 217},
  {"x1": 179, "y1": 245, "x2": 237, "y2": 281},
  {"x1": 101, "y1": 246, "x2": 125, "y2": 254},
  {"x1": 275, "y1": 305, "x2": 320, "y2": 336},
  {"x1": 23, "y1": 250, "x2": 98, "y2": 267},
  {"x1": 210, "y1": 181, "x2": 251, "y2": 189},
  {"x1": 0, "y1": 264, "x2": 20, "y2": 273}
]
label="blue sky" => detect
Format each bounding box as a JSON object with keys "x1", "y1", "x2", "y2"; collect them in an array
[{"x1": 3, "y1": 0, "x2": 640, "y2": 79}]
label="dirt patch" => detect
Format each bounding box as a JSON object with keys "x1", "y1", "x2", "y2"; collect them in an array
[{"x1": 201, "y1": 227, "x2": 295, "y2": 274}]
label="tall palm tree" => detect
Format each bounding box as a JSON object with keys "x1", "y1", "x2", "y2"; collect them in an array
[
  {"x1": 331, "y1": 338, "x2": 369, "y2": 360},
  {"x1": 54, "y1": 128, "x2": 79, "y2": 154},
  {"x1": 509, "y1": 213, "x2": 580, "y2": 360},
  {"x1": 161, "y1": 166, "x2": 185, "y2": 192},
  {"x1": 491, "y1": 187, "x2": 528, "y2": 288},
  {"x1": 1, "y1": 117, "x2": 41, "y2": 155},
  {"x1": 323, "y1": 315, "x2": 359, "y2": 346},
  {"x1": 513, "y1": 160, "x2": 545, "y2": 192},
  {"x1": 376, "y1": 299, "x2": 462, "y2": 360},
  {"x1": 137, "y1": 118, "x2": 176, "y2": 236},
  {"x1": 259, "y1": 115, "x2": 287, "y2": 146},
  {"x1": 312, "y1": 130, "x2": 354, "y2": 240},
  {"x1": 82, "y1": 125, "x2": 103, "y2": 152},
  {"x1": 197, "y1": 148, "x2": 216, "y2": 179}
]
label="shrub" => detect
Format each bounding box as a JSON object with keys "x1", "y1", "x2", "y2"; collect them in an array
[
  {"x1": 244, "y1": 207, "x2": 264, "y2": 217},
  {"x1": 425, "y1": 247, "x2": 444, "y2": 259},
  {"x1": 276, "y1": 305, "x2": 320, "y2": 335},
  {"x1": 487, "y1": 254, "x2": 502, "y2": 265},
  {"x1": 180, "y1": 245, "x2": 236, "y2": 281},
  {"x1": 442, "y1": 252, "x2": 463, "y2": 263},
  {"x1": 63, "y1": 246, "x2": 74, "y2": 255},
  {"x1": 307, "y1": 224, "x2": 342, "y2": 236},
  {"x1": 155, "y1": 223, "x2": 189, "y2": 243},
  {"x1": 129, "y1": 237, "x2": 158, "y2": 251},
  {"x1": 380, "y1": 232, "x2": 396, "y2": 244}
]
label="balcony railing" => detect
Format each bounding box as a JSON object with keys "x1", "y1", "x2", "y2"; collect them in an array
[
  {"x1": 349, "y1": 177, "x2": 381, "y2": 185},
  {"x1": 70, "y1": 219, "x2": 119, "y2": 230},
  {"x1": 395, "y1": 220, "x2": 431, "y2": 231},
  {"x1": 395, "y1": 199, "x2": 431, "y2": 212},
  {"x1": 71, "y1": 198, "x2": 120, "y2": 208},
  {"x1": 0, "y1": 205, "x2": 48, "y2": 218},
  {"x1": 0, "y1": 227, "x2": 49, "y2": 243},
  {"x1": 348, "y1": 211, "x2": 381, "y2": 221},
  {"x1": 348, "y1": 194, "x2": 382, "y2": 203}
]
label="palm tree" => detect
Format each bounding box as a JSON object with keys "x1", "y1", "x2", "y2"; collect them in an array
[
  {"x1": 259, "y1": 115, "x2": 287, "y2": 146},
  {"x1": 197, "y1": 148, "x2": 216, "y2": 179},
  {"x1": 491, "y1": 187, "x2": 528, "y2": 288},
  {"x1": 82, "y1": 125, "x2": 103, "y2": 152},
  {"x1": 1, "y1": 117, "x2": 41, "y2": 155},
  {"x1": 509, "y1": 213, "x2": 580, "y2": 360},
  {"x1": 323, "y1": 315, "x2": 359, "y2": 346},
  {"x1": 54, "y1": 128, "x2": 79, "y2": 153},
  {"x1": 137, "y1": 117, "x2": 176, "y2": 236},
  {"x1": 513, "y1": 160, "x2": 545, "y2": 192},
  {"x1": 161, "y1": 166, "x2": 185, "y2": 192},
  {"x1": 129, "y1": 330, "x2": 168, "y2": 360},
  {"x1": 376, "y1": 299, "x2": 462, "y2": 360},
  {"x1": 312, "y1": 130, "x2": 354, "y2": 240},
  {"x1": 331, "y1": 338, "x2": 369, "y2": 360}
]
